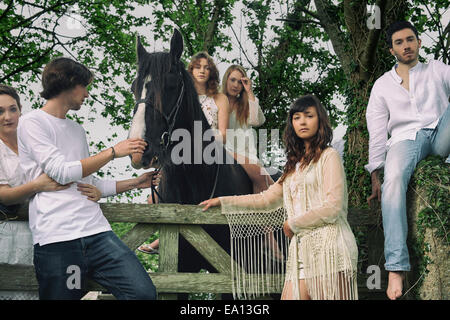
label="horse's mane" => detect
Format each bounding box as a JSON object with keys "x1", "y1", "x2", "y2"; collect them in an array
[{"x1": 137, "y1": 51, "x2": 206, "y2": 127}]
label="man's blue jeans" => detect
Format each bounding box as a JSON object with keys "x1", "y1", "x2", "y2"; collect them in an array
[
  {"x1": 33, "y1": 231, "x2": 157, "y2": 300},
  {"x1": 382, "y1": 106, "x2": 450, "y2": 272}
]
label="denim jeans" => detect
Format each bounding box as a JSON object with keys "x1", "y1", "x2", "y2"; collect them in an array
[
  {"x1": 382, "y1": 106, "x2": 450, "y2": 271},
  {"x1": 33, "y1": 231, "x2": 157, "y2": 300}
]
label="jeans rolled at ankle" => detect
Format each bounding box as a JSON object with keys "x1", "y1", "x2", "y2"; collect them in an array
[{"x1": 382, "y1": 105, "x2": 450, "y2": 271}]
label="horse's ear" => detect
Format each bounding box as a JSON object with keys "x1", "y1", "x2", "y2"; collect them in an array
[
  {"x1": 170, "y1": 28, "x2": 183, "y2": 62},
  {"x1": 136, "y1": 35, "x2": 147, "y2": 62}
]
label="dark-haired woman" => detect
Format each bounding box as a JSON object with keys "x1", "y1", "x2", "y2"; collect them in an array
[
  {"x1": 0, "y1": 84, "x2": 73, "y2": 300},
  {"x1": 200, "y1": 95, "x2": 358, "y2": 300}
]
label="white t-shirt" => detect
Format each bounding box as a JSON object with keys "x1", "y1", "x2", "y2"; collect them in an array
[{"x1": 17, "y1": 109, "x2": 116, "y2": 246}]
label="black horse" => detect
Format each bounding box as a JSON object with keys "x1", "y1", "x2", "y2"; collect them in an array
[{"x1": 129, "y1": 29, "x2": 278, "y2": 276}]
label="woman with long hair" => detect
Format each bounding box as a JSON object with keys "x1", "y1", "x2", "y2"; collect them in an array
[
  {"x1": 189, "y1": 51, "x2": 229, "y2": 142},
  {"x1": 200, "y1": 95, "x2": 358, "y2": 300},
  {"x1": 221, "y1": 65, "x2": 273, "y2": 193}
]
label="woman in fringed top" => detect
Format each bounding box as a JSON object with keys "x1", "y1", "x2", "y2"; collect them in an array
[{"x1": 200, "y1": 95, "x2": 359, "y2": 300}]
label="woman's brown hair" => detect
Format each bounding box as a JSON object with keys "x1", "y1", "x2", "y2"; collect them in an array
[
  {"x1": 221, "y1": 65, "x2": 249, "y2": 126},
  {"x1": 187, "y1": 52, "x2": 219, "y2": 97},
  {"x1": 279, "y1": 95, "x2": 333, "y2": 183},
  {"x1": 0, "y1": 84, "x2": 22, "y2": 111}
]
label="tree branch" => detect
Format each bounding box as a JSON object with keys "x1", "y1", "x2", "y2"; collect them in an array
[
  {"x1": 359, "y1": 0, "x2": 388, "y2": 80},
  {"x1": 230, "y1": 24, "x2": 256, "y2": 69},
  {"x1": 0, "y1": 0, "x2": 14, "y2": 21},
  {"x1": 276, "y1": 17, "x2": 324, "y2": 28},
  {"x1": 1, "y1": 0, "x2": 76, "y2": 34},
  {"x1": 313, "y1": 0, "x2": 353, "y2": 77},
  {"x1": 0, "y1": 46, "x2": 55, "y2": 83},
  {"x1": 203, "y1": 0, "x2": 223, "y2": 52}
]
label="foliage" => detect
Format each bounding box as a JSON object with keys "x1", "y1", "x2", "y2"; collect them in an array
[
  {"x1": 148, "y1": 0, "x2": 237, "y2": 58},
  {"x1": 409, "y1": 156, "x2": 449, "y2": 297},
  {"x1": 235, "y1": 0, "x2": 346, "y2": 132},
  {"x1": 111, "y1": 222, "x2": 159, "y2": 272},
  {"x1": 0, "y1": 0, "x2": 152, "y2": 129}
]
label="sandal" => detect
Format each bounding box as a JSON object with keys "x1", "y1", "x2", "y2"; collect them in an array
[{"x1": 137, "y1": 244, "x2": 159, "y2": 254}]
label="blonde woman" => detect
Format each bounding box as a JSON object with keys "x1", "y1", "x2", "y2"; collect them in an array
[{"x1": 221, "y1": 65, "x2": 274, "y2": 193}]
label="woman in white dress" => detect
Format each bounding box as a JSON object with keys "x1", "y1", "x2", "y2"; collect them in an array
[
  {"x1": 0, "y1": 85, "x2": 74, "y2": 300},
  {"x1": 221, "y1": 65, "x2": 274, "y2": 193}
]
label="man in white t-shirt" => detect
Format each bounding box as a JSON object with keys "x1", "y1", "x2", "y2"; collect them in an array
[
  {"x1": 18, "y1": 57, "x2": 156, "y2": 300},
  {"x1": 366, "y1": 21, "x2": 450, "y2": 300}
]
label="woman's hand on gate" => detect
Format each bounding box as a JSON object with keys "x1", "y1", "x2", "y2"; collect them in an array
[
  {"x1": 199, "y1": 197, "x2": 220, "y2": 211},
  {"x1": 283, "y1": 220, "x2": 294, "y2": 239}
]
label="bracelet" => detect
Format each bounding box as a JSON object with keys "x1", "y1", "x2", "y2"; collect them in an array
[{"x1": 111, "y1": 146, "x2": 116, "y2": 160}]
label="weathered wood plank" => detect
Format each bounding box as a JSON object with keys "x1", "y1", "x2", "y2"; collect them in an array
[
  {"x1": 159, "y1": 224, "x2": 179, "y2": 272},
  {"x1": 0, "y1": 264, "x2": 383, "y2": 297},
  {"x1": 17, "y1": 203, "x2": 380, "y2": 226},
  {"x1": 121, "y1": 223, "x2": 158, "y2": 251},
  {"x1": 0, "y1": 264, "x2": 39, "y2": 291},
  {"x1": 101, "y1": 203, "x2": 228, "y2": 224},
  {"x1": 159, "y1": 224, "x2": 179, "y2": 300},
  {"x1": 179, "y1": 225, "x2": 233, "y2": 274}
]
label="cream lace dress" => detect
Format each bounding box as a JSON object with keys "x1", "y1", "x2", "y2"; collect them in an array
[
  {"x1": 220, "y1": 148, "x2": 358, "y2": 300},
  {"x1": 0, "y1": 139, "x2": 39, "y2": 300}
]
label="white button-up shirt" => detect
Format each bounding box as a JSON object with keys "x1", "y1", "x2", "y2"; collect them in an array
[{"x1": 365, "y1": 60, "x2": 450, "y2": 173}]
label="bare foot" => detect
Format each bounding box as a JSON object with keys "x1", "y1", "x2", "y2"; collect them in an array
[{"x1": 387, "y1": 271, "x2": 405, "y2": 300}]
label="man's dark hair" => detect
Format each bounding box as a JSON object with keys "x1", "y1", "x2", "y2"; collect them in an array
[
  {"x1": 40, "y1": 57, "x2": 93, "y2": 99},
  {"x1": 386, "y1": 21, "x2": 419, "y2": 48},
  {"x1": 0, "y1": 84, "x2": 22, "y2": 110}
]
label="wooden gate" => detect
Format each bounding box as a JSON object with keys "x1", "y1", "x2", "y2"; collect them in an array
[{"x1": 0, "y1": 203, "x2": 385, "y2": 299}]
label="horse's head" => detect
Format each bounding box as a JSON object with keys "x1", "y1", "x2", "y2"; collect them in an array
[{"x1": 128, "y1": 29, "x2": 186, "y2": 169}]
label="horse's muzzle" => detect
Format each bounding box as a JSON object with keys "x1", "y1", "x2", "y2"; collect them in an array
[
  {"x1": 131, "y1": 154, "x2": 159, "y2": 170},
  {"x1": 130, "y1": 152, "x2": 143, "y2": 169}
]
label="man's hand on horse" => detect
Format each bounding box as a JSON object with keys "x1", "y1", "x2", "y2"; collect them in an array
[
  {"x1": 135, "y1": 171, "x2": 161, "y2": 189},
  {"x1": 114, "y1": 138, "x2": 147, "y2": 158},
  {"x1": 199, "y1": 198, "x2": 220, "y2": 211}
]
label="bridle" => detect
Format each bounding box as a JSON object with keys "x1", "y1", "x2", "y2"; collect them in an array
[
  {"x1": 133, "y1": 69, "x2": 220, "y2": 204},
  {"x1": 134, "y1": 71, "x2": 185, "y2": 153}
]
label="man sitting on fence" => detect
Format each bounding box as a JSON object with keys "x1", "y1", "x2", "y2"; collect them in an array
[
  {"x1": 366, "y1": 21, "x2": 450, "y2": 300},
  {"x1": 17, "y1": 57, "x2": 157, "y2": 300}
]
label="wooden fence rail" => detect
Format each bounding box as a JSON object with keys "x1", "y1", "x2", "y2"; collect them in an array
[{"x1": 0, "y1": 203, "x2": 385, "y2": 299}]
